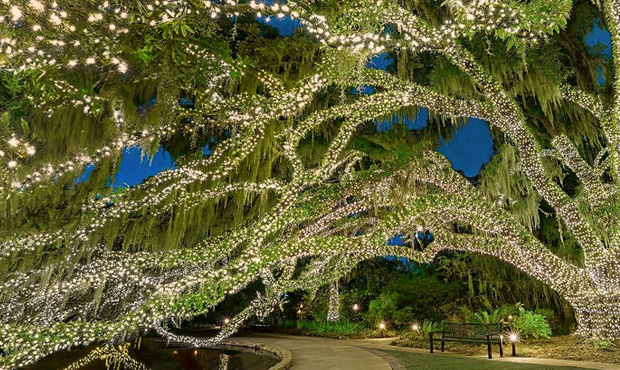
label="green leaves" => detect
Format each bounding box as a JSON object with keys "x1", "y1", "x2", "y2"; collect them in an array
[
  {"x1": 1, "y1": 111, "x2": 9, "y2": 127},
  {"x1": 509, "y1": 306, "x2": 552, "y2": 339},
  {"x1": 160, "y1": 19, "x2": 195, "y2": 39},
  {"x1": 134, "y1": 49, "x2": 152, "y2": 63}
]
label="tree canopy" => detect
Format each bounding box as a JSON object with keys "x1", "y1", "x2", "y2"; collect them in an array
[{"x1": 0, "y1": 0, "x2": 619, "y2": 368}]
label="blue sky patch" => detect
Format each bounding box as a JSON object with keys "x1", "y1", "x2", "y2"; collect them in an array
[
  {"x1": 75, "y1": 164, "x2": 95, "y2": 184},
  {"x1": 256, "y1": 14, "x2": 301, "y2": 37},
  {"x1": 367, "y1": 53, "x2": 394, "y2": 71},
  {"x1": 111, "y1": 146, "x2": 176, "y2": 188},
  {"x1": 584, "y1": 19, "x2": 612, "y2": 59},
  {"x1": 254, "y1": 0, "x2": 301, "y2": 36},
  {"x1": 437, "y1": 119, "x2": 494, "y2": 178},
  {"x1": 350, "y1": 85, "x2": 374, "y2": 95},
  {"x1": 375, "y1": 108, "x2": 429, "y2": 132}
]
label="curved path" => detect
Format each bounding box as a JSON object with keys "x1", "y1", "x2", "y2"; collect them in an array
[
  {"x1": 233, "y1": 333, "x2": 391, "y2": 370},
  {"x1": 232, "y1": 333, "x2": 620, "y2": 370}
]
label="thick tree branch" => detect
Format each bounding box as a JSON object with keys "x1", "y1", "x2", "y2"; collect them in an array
[{"x1": 443, "y1": 43, "x2": 607, "y2": 263}]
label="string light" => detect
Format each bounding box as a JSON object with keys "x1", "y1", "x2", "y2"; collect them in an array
[
  {"x1": 327, "y1": 282, "x2": 341, "y2": 322},
  {"x1": 0, "y1": 1, "x2": 618, "y2": 368}
]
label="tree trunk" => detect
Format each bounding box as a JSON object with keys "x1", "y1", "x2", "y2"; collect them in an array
[
  {"x1": 570, "y1": 294, "x2": 620, "y2": 339},
  {"x1": 327, "y1": 282, "x2": 340, "y2": 322}
]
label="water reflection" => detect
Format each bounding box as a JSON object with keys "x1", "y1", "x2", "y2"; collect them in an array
[
  {"x1": 62, "y1": 343, "x2": 146, "y2": 370},
  {"x1": 219, "y1": 354, "x2": 230, "y2": 370},
  {"x1": 27, "y1": 338, "x2": 278, "y2": 370}
]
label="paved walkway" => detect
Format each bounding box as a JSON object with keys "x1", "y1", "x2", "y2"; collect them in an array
[
  {"x1": 233, "y1": 333, "x2": 620, "y2": 370},
  {"x1": 233, "y1": 333, "x2": 391, "y2": 370}
]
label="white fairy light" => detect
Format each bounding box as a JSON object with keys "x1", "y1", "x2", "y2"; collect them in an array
[
  {"x1": 49, "y1": 14, "x2": 62, "y2": 25},
  {"x1": 10, "y1": 5, "x2": 22, "y2": 21},
  {"x1": 28, "y1": 0, "x2": 44, "y2": 12},
  {"x1": 0, "y1": 0, "x2": 619, "y2": 368},
  {"x1": 118, "y1": 62, "x2": 128, "y2": 73}
]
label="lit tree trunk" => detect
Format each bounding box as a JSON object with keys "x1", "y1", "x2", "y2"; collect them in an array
[
  {"x1": 569, "y1": 257, "x2": 620, "y2": 338},
  {"x1": 569, "y1": 295, "x2": 620, "y2": 339},
  {"x1": 327, "y1": 282, "x2": 341, "y2": 323}
]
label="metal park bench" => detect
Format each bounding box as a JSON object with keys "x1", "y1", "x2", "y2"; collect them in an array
[{"x1": 430, "y1": 322, "x2": 504, "y2": 359}]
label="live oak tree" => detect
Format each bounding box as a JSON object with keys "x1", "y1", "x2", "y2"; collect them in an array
[{"x1": 0, "y1": 0, "x2": 619, "y2": 368}]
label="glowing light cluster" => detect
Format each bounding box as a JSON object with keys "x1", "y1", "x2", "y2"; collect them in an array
[{"x1": 1, "y1": 0, "x2": 620, "y2": 368}]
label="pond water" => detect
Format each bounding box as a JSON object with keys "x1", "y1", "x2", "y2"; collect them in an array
[{"x1": 25, "y1": 338, "x2": 279, "y2": 370}]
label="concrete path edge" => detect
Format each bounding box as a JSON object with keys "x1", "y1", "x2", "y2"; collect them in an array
[
  {"x1": 363, "y1": 348, "x2": 407, "y2": 370},
  {"x1": 223, "y1": 339, "x2": 293, "y2": 370}
]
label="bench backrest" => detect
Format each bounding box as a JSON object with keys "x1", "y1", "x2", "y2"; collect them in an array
[{"x1": 442, "y1": 322, "x2": 502, "y2": 339}]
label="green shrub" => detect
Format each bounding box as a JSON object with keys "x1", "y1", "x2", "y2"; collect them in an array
[
  {"x1": 421, "y1": 320, "x2": 440, "y2": 339},
  {"x1": 594, "y1": 339, "x2": 615, "y2": 351},
  {"x1": 463, "y1": 304, "x2": 551, "y2": 339},
  {"x1": 469, "y1": 307, "x2": 507, "y2": 324},
  {"x1": 295, "y1": 319, "x2": 364, "y2": 336},
  {"x1": 510, "y1": 307, "x2": 551, "y2": 338},
  {"x1": 366, "y1": 293, "x2": 398, "y2": 326},
  {"x1": 279, "y1": 320, "x2": 297, "y2": 329}
]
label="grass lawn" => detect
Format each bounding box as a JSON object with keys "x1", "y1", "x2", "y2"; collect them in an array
[
  {"x1": 393, "y1": 335, "x2": 620, "y2": 365},
  {"x1": 378, "y1": 349, "x2": 590, "y2": 370}
]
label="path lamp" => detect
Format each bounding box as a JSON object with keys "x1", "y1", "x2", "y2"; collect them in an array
[
  {"x1": 351, "y1": 303, "x2": 361, "y2": 324},
  {"x1": 412, "y1": 323, "x2": 419, "y2": 332},
  {"x1": 379, "y1": 322, "x2": 386, "y2": 338},
  {"x1": 509, "y1": 332, "x2": 519, "y2": 357}
]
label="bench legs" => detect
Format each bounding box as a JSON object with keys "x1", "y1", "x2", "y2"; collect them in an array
[
  {"x1": 428, "y1": 335, "x2": 446, "y2": 353},
  {"x1": 499, "y1": 336, "x2": 504, "y2": 358},
  {"x1": 486, "y1": 335, "x2": 492, "y2": 359},
  {"x1": 429, "y1": 333, "x2": 434, "y2": 354},
  {"x1": 432, "y1": 334, "x2": 501, "y2": 359}
]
